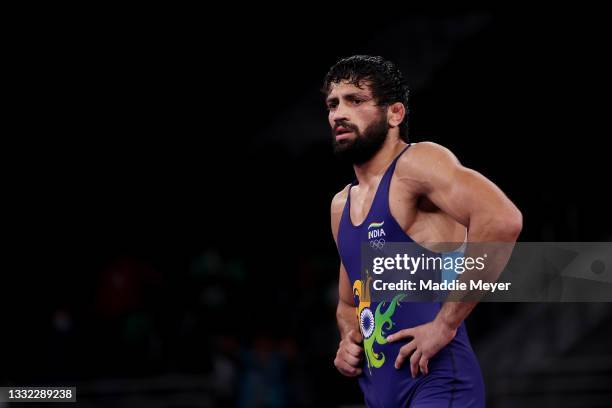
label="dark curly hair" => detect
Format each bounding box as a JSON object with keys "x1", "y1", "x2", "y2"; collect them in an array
[{"x1": 322, "y1": 55, "x2": 410, "y2": 142}]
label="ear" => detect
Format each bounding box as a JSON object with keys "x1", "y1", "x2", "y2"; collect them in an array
[{"x1": 387, "y1": 102, "x2": 406, "y2": 128}]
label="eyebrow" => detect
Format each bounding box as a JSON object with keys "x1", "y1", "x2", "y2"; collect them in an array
[{"x1": 326, "y1": 92, "x2": 371, "y2": 104}]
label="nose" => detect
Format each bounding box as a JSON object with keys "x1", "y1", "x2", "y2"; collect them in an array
[{"x1": 330, "y1": 102, "x2": 349, "y2": 124}]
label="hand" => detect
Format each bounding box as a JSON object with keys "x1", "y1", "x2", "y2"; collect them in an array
[
  {"x1": 386, "y1": 319, "x2": 457, "y2": 378},
  {"x1": 334, "y1": 329, "x2": 364, "y2": 377}
]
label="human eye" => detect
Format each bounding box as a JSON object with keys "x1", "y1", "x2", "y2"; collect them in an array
[{"x1": 348, "y1": 96, "x2": 366, "y2": 106}]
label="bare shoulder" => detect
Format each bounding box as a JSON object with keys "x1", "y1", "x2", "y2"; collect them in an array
[
  {"x1": 331, "y1": 184, "x2": 351, "y2": 222},
  {"x1": 399, "y1": 141, "x2": 460, "y2": 169},
  {"x1": 330, "y1": 184, "x2": 351, "y2": 242},
  {"x1": 395, "y1": 141, "x2": 462, "y2": 185}
]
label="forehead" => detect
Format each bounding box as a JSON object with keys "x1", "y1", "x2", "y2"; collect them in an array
[{"x1": 327, "y1": 80, "x2": 373, "y2": 98}]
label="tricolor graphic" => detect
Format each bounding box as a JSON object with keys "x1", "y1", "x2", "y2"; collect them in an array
[
  {"x1": 353, "y1": 271, "x2": 404, "y2": 374},
  {"x1": 368, "y1": 221, "x2": 384, "y2": 230}
]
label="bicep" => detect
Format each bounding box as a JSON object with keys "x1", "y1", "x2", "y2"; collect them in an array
[
  {"x1": 408, "y1": 143, "x2": 516, "y2": 227},
  {"x1": 428, "y1": 165, "x2": 510, "y2": 227}
]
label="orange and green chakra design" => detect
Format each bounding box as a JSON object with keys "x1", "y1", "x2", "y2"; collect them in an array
[{"x1": 353, "y1": 272, "x2": 405, "y2": 374}]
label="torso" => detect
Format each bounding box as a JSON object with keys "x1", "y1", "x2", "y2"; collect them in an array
[
  {"x1": 333, "y1": 143, "x2": 466, "y2": 246},
  {"x1": 331, "y1": 142, "x2": 483, "y2": 406}
]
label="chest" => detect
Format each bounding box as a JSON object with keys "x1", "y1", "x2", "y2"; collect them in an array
[{"x1": 348, "y1": 176, "x2": 463, "y2": 243}]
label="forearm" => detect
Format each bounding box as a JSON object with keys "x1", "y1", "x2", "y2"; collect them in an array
[
  {"x1": 336, "y1": 301, "x2": 359, "y2": 339},
  {"x1": 437, "y1": 214, "x2": 521, "y2": 328},
  {"x1": 435, "y1": 301, "x2": 477, "y2": 330}
]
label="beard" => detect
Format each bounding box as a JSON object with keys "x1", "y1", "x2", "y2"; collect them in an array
[{"x1": 332, "y1": 113, "x2": 390, "y2": 165}]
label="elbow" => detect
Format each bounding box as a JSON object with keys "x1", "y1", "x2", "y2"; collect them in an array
[
  {"x1": 491, "y1": 207, "x2": 523, "y2": 241},
  {"x1": 336, "y1": 303, "x2": 343, "y2": 320},
  {"x1": 336, "y1": 301, "x2": 346, "y2": 319}
]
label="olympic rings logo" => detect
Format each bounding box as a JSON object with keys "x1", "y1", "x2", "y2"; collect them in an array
[{"x1": 370, "y1": 239, "x2": 385, "y2": 250}]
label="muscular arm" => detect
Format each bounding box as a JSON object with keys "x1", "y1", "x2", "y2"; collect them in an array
[
  {"x1": 397, "y1": 142, "x2": 522, "y2": 242},
  {"x1": 331, "y1": 187, "x2": 360, "y2": 338},
  {"x1": 331, "y1": 187, "x2": 364, "y2": 377},
  {"x1": 398, "y1": 142, "x2": 522, "y2": 322},
  {"x1": 336, "y1": 262, "x2": 359, "y2": 337},
  {"x1": 388, "y1": 142, "x2": 522, "y2": 375}
]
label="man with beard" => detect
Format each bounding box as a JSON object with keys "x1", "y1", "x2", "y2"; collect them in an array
[{"x1": 326, "y1": 56, "x2": 522, "y2": 407}]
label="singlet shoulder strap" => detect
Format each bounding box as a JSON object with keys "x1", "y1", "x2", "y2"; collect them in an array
[
  {"x1": 382, "y1": 143, "x2": 412, "y2": 182},
  {"x1": 342, "y1": 143, "x2": 412, "y2": 227},
  {"x1": 373, "y1": 143, "x2": 412, "y2": 214},
  {"x1": 392, "y1": 143, "x2": 411, "y2": 171},
  {"x1": 350, "y1": 143, "x2": 411, "y2": 190}
]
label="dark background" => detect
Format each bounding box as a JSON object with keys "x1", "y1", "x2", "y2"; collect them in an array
[{"x1": 4, "y1": 10, "x2": 612, "y2": 407}]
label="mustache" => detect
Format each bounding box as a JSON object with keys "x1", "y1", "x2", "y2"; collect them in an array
[{"x1": 333, "y1": 121, "x2": 358, "y2": 135}]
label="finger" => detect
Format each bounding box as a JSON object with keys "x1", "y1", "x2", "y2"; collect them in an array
[
  {"x1": 346, "y1": 367, "x2": 362, "y2": 377},
  {"x1": 394, "y1": 340, "x2": 417, "y2": 369},
  {"x1": 387, "y1": 328, "x2": 414, "y2": 343},
  {"x1": 334, "y1": 357, "x2": 362, "y2": 377},
  {"x1": 340, "y1": 338, "x2": 363, "y2": 357},
  {"x1": 348, "y1": 329, "x2": 363, "y2": 344},
  {"x1": 336, "y1": 349, "x2": 362, "y2": 371},
  {"x1": 340, "y1": 350, "x2": 362, "y2": 367},
  {"x1": 410, "y1": 350, "x2": 422, "y2": 378},
  {"x1": 419, "y1": 355, "x2": 429, "y2": 376},
  {"x1": 346, "y1": 342, "x2": 364, "y2": 358}
]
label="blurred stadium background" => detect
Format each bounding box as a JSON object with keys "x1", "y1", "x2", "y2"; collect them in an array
[{"x1": 3, "y1": 10, "x2": 612, "y2": 407}]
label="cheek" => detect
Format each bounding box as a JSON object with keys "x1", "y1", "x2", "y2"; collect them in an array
[
  {"x1": 362, "y1": 109, "x2": 386, "y2": 127},
  {"x1": 354, "y1": 112, "x2": 377, "y2": 130}
]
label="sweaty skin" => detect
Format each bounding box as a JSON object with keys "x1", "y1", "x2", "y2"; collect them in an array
[{"x1": 330, "y1": 80, "x2": 522, "y2": 379}]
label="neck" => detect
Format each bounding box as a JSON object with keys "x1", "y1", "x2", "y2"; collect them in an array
[{"x1": 353, "y1": 136, "x2": 407, "y2": 187}]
